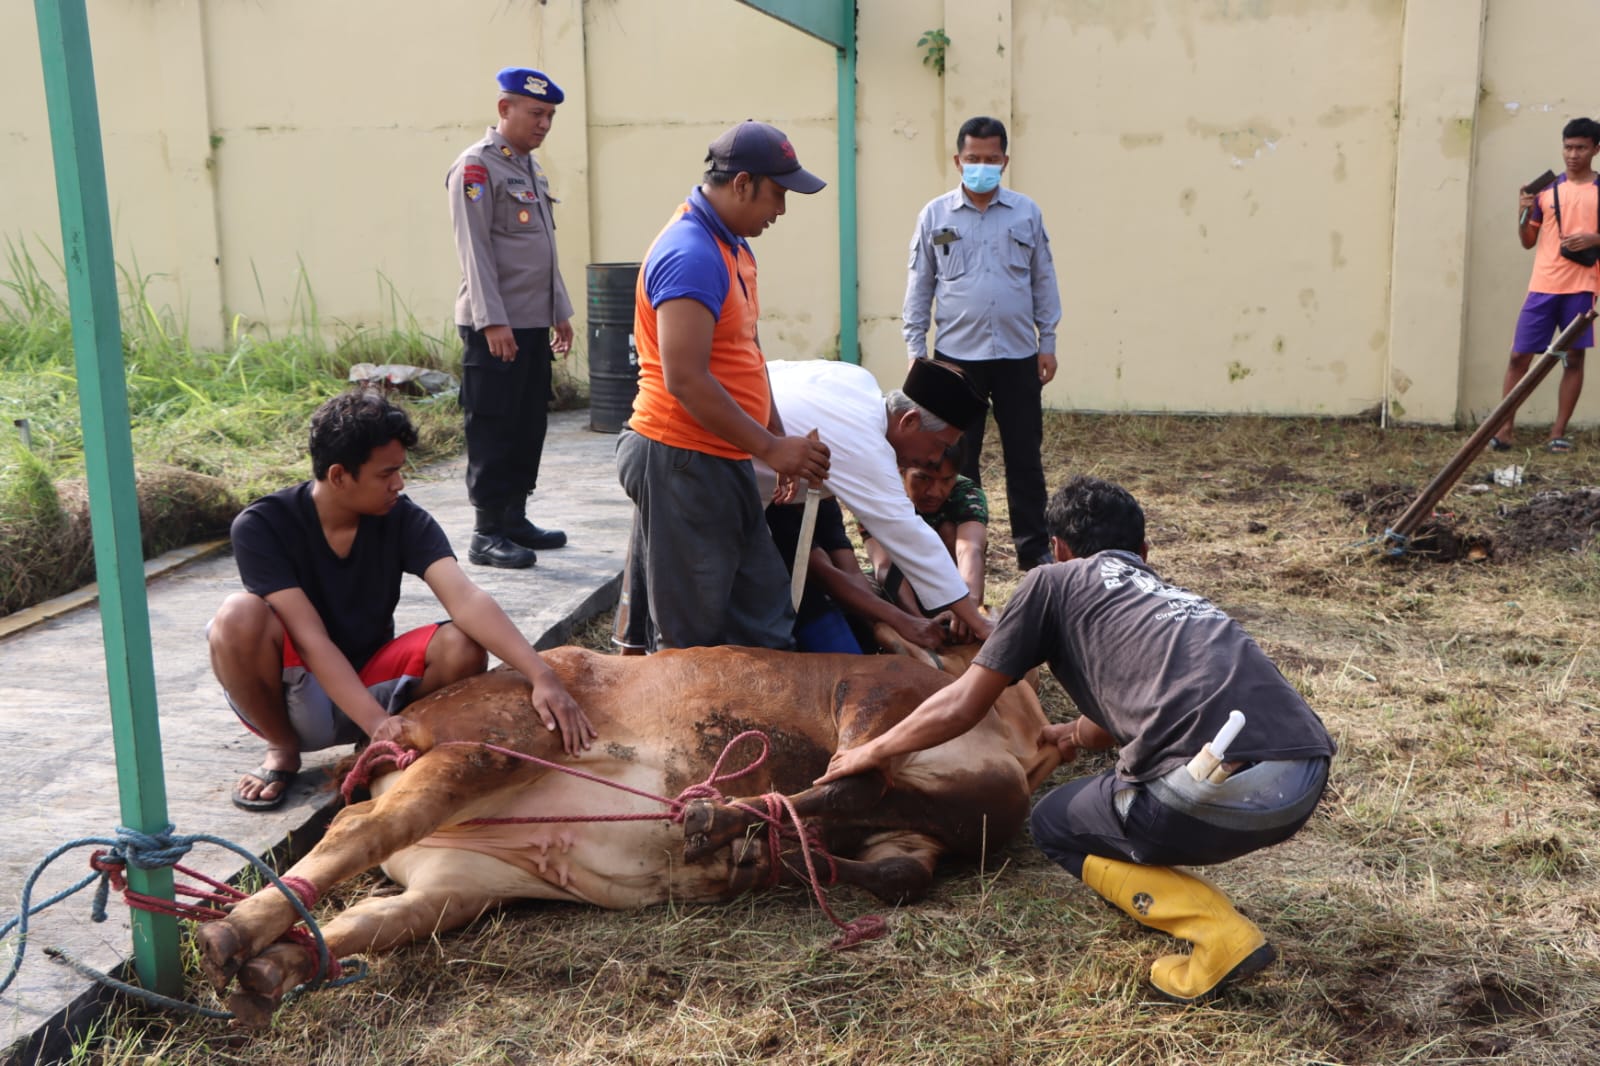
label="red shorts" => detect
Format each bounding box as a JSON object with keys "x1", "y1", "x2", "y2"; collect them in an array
[{"x1": 227, "y1": 623, "x2": 441, "y2": 751}]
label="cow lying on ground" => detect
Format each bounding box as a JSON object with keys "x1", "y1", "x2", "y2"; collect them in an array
[{"x1": 197, "y1": 638, "x2": 1060, "y2": 1026}]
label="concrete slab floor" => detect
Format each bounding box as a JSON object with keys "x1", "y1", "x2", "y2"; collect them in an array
[{"x1": 0, "y1": 410, "x2": 629, "y2": 1062}]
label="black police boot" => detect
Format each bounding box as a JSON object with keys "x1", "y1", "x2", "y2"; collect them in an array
[
  {"x1": 502, "y1": 499, "x2": 567, "y2": 550},
  {"x1": 468, "y1": 508, "x2": 536, "y2": 569}
]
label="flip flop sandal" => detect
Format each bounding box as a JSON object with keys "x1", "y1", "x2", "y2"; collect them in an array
[
  {"x1": 231, "y1": 766, "x2": 298, "y2": 811},
  {"x1": 1547, "y1": 437, "x2": 1574, "y2": 454},
  {"x1": 1488, "y1": 436, "x2": 1513, "y2": 452}
]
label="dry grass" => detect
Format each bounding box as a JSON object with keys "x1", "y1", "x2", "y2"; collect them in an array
[{"x1": 50, "y1": 413, "x2": 1600, "y2": 1065}]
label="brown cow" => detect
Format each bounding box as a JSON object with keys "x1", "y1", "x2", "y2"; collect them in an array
[{"x1": 197, "y1": 639, "x2": 1060, "y2": 1026}]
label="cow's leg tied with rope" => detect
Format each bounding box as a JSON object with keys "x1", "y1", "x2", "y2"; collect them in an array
[
  {"x1": 682, "y1": 772, "x2": 890, "y2": 861},
  {"x1": 229, "y1": 883, "x2": 503, "y2": 1024},
  {"x1": 197, "y1": 745, "x2": 536, "y2": 991}
]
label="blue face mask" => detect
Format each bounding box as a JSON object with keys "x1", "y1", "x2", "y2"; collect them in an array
[{"x1": 962, "y1": 163, "x2": 1003, "y2": 194}]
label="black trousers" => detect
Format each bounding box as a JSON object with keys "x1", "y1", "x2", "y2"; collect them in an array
[
  {"x1": 1029, "y1": 761, "x2": 1328, "y2": 880},
  {"x1": 935, "y1": 353, "x2": 1049, "y2": 566},
  {"x1": 459, "y1": 325, "x2": 552, "y2": 509}
]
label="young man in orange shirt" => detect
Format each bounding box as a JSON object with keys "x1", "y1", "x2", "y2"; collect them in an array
[{"x1": 1493, "y1": 117, "x2": 1600, "y2": 454}]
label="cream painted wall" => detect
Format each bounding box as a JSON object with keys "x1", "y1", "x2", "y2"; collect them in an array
[
  {"x1": 199, "y1": 0, "x2": 590, "y2": 351},
  {"x1": 4, "y1": 0, "x2": 1595, "y2": 425},
  {"x1": 2, "y1": 2, "x2": 215, "y2": 344},
  {"x1": 1008, "y1": 0, "x2": 1402, "y2": 415},
  {"x1": 582, "y1": 0, "x2": 840, "y2": 362}
]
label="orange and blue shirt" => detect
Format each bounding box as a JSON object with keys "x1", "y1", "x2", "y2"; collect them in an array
[
  {"x1": 629, "y1": 187, "x2": 771, "y2": 459},
  {"x1": 1527, "y1": 174, "x2": 1600, "y2": 295}
]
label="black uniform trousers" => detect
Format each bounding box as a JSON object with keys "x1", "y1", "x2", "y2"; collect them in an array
[
  {"x1": 934, "y1": 352, "x2": 1049, "y2": 567},
  {"x1": 459, "y1": 325, "x2": 553, "y2": 510}
]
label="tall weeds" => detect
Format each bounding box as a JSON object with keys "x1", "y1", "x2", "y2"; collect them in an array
[{"x1": 0, "y1": 235, "x2": 463, "y2": 613}]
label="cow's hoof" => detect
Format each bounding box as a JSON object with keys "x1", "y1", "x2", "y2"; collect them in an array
[
  {"x1": 856, "y1": 855, "x2": 934, "y2": 905},
  {"x1": 226, "y1": 989, "x2": 281, "y2": 1030},
  {"x1": 195, "y1": 920, "x2": 245, "y2": 992},
  {"x1": 682, "y1": 800, "x2": 749, "y2": 861},
  {"x1": 237, "y1": 952, "x2": 294, "y2": 1001}
]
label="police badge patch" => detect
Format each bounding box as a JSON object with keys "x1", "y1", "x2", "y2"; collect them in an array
[{"x1": 464, "y1": 183, "x2": 484, "y2": 201}]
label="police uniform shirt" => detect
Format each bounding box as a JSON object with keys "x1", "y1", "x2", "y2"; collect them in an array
[{"x1": 447, "y1": 126, "x2": 573, "y2": 330}]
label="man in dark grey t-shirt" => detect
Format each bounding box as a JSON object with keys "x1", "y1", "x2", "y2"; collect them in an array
[{"x1": 819, "y1": 476, "x2": 1334, "y2": 1004}]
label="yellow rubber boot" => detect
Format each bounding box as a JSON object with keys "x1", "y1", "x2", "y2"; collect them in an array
[{"x1": 1081, "y1": 855, "x2": 1276, "y2": 1003}]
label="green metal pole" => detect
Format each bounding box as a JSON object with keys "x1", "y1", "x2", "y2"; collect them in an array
[
  {"x1": 836, "y1": 19, "x2": 859, "y2": 364},
  {"x1": 33, "y1": 0, "x2": 181, "y2": 996}
]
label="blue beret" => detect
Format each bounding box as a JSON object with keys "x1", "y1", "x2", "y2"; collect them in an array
[{"x1": 496, "y1": 67, "x2": 564, "y2": 105}]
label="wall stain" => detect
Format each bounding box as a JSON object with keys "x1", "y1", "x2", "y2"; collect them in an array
[
  {"x1": 1391, "y1": 367, "x2": 1413, "y2": 395},
  {"x1": 1227, "y1": 360, "x2": 1253, "y2": 383},
  {"x1": 1316, "y1": 104, "x2": 1364, "y2": 129},
  {"x1": 1121, "y1": 133, "x2": 1166, "y2": 149},
  {"x1": 1187, "y1": 117, "x2": 1281, "y2": 165},
  {"x1": 1298, "y1": 288, "x2": 1318, "y2": 312},
  {"x1": 1440, "y1": 116, "x2": 1473, "y2": 160},
  {"x1": 1178, "y1": 187, "x2": 1197, "y2": 214},
  {"x1": 1330, "y1": 231, "x2": 1347, "y2": 269}
]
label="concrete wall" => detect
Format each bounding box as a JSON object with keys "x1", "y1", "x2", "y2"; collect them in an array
[{"x1": 6, "y1": 0, "x2": 1600, "y2": 425}]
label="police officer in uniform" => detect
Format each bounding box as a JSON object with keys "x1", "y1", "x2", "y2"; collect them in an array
[{"x1": 447, "y1": 67, "x2": 573, "y2": 568}]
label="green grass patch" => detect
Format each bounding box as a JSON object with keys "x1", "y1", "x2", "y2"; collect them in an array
[{"x1": 0, "y1": 236, "x2": 465, "y2": 615}]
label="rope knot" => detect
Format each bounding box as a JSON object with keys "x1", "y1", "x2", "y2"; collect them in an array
[
  {"x1": 114, "y1": 824, "x2": 194, "y2": 870},
  {"x1": 341, "y1": 741, "x2": 420, "y2": 802},
  {"x1": 830, "y1": 915, "x2": 888, "y2": 950}
]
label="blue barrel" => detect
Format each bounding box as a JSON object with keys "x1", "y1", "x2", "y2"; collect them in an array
[{"x1": 586, "y1": 262, "x2": 641, "y2": 433}]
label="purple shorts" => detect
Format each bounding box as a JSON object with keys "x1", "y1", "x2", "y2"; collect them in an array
[{"x1": 1513, "y1": 291, "x2": 1596, "y2": 353}]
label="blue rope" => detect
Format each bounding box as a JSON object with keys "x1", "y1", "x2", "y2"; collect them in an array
[{"x1": 0, "y1": 825, "x2": 367, "y2": 1019}]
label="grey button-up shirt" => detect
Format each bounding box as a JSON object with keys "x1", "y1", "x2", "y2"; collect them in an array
[
  {"x1": 447, "y1": 127, "x2": 573, "y2": 330},
  {"x1": 902, "y1": 185, "x2": 1061, "y2": 362}
]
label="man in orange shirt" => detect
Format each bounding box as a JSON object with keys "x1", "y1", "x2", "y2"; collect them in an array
[
  {"x1": 615, "y1": 121, "x2": 831, "y2": 651},
  {"x1": 1493, "y1": 117, "x2": 1600, "y2": 454}
]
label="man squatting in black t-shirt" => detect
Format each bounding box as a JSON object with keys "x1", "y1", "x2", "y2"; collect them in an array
[
  {"x1": 209, "y1": 390, "x2": 596, "y2": 811},
  {"x1": 819, "y1": 476, "x2": 1335, "y2": 1003}
]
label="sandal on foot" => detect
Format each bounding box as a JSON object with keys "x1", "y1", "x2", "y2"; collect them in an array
[
  {"x1": 231, "y1": 766, "x2": 298, "y2": 811},
  {"x1": 1547, "y1": 437, "x2": 1574, "y2": 453},
  {"x1": 1488, "y1": 436, "x2": 1513, "y2": 452}
]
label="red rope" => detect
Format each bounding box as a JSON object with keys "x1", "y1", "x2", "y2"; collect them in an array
[
  {"x1": 90, "y1": 851, "x2": 244, "y2": 924},
  {"x1": 342, "y1": 731, "x2": 774, "y2": 825},
  {"x1": 337, "y1": 729, "x2": 887, "y2": 949}
]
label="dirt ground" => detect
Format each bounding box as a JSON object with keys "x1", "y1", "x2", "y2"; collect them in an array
[{"x1": 46, "y1": 412, "x2": 1600, "y2": 1066}]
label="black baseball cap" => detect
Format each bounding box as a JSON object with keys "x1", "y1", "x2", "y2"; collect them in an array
[{"x1": 705, "y1": 121, "x2": 826, "y2": 194}]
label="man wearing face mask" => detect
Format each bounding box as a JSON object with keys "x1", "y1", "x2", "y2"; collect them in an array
[
  {"x1": 903, "y1": 115, "x2": 1062, "y2": 573},
  {"x1": 614, "y1": 121, "x2": 832, "y2": 651}
]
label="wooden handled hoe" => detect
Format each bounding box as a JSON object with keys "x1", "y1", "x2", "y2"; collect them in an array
[{"x1": 1381, "y1": 308, "x2": 1597, "y2": 555}]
